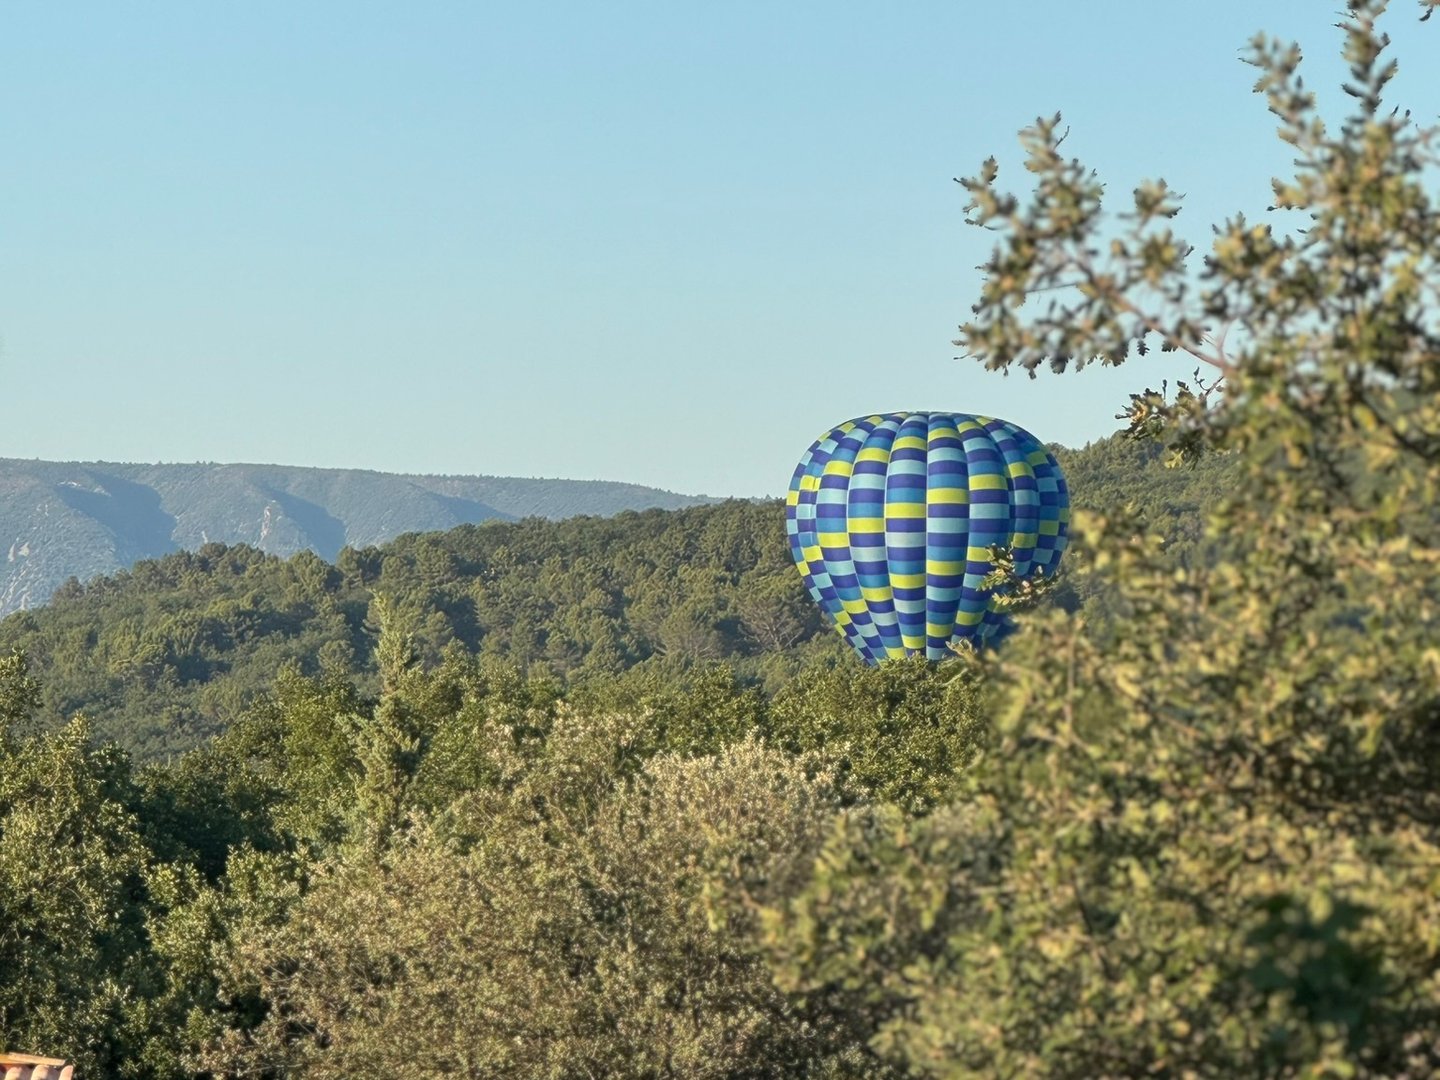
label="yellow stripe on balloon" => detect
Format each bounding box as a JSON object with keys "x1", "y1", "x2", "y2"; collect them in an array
[{"x1": 926, "y1": 487, "x2": 969, "y2": 504}]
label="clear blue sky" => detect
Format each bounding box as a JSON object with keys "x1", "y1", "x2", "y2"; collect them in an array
[{"x1": 2, "y1": 2, "x2": 1435, "y2": 496}]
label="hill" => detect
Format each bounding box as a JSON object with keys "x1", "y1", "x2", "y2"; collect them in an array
[
  {"x1": 0, "y1": 434, "x2": 1236, "y2": 761},
  {"x1": 0, "y1": 498, "x2": 828, "y2": 758},
  {"x1": 0, "y1": 459, "x2": 711, "y2": 616}
]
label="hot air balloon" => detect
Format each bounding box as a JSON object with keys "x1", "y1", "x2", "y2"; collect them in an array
[{"x1": 786, "y1": 411, "x2": 1069, "y2": 664}]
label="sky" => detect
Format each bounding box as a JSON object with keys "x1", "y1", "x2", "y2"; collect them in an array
[{"x1": 2, "y1": 2, "x2": 1437, "y2": 497}]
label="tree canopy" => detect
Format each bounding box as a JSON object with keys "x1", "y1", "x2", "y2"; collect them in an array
[
  {"x1": 0, "y1": 441, "x2": 1228, "y2": 763},
  {"x1": 3, "y1": 4, "x2": 1439, "y2": 1077}
]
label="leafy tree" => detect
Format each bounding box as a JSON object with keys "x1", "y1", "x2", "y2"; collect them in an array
[
  {"x1": 766, "y1": 3, "x2": 1440, "y2": 1075},
  {"x1": 0, "y1": 650, "x2": 41, "y2": 742},
  {"x1": 768, "y1": 658, "x2": 983, "y2": 813},
  {"x1": 0, "y1": 653, "x2": 152, "y2": 1077},
  {"x1": 734, "y1": 569, "x2": 818, "y2": 652},
  {"x1": 198, "y1": 736, "x2": 880, "y2": 1079}
]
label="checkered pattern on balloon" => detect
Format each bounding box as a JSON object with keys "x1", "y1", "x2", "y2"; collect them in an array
[{"x1": 786, "y1": 412, "x2": 1069, "y2": 664}]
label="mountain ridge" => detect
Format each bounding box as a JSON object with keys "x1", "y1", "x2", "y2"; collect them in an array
[{"x1": 0, "y1": 457, "x2": 712, "y2": 616}]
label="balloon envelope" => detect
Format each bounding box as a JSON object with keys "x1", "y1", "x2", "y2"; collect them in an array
[{"x1": 786, "y1": 412, "x2": 1069, "y2": 664}]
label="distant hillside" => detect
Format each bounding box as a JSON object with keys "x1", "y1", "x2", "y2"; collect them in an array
[
  {"x1": 0, "y1": 434, "x2": 1239, "y2": 762},
  {"x1": 0, "y1": 499, "x2": 826, "y2": 759},
  {"x1": 0, "y1": 459, "x2": 711, "y2": 616}
]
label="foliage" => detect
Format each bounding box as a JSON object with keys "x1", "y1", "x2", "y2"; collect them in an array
[
  {"x1": 0, "y1": 450, "x2": 1223, "y2": 762},
  {"x1": 767, "y1": 4, "x2": 1440, "y2": 1075},
  {"x1": 6, "y1": 6, "x2": 1438, "y2": 1078},
  {"x1": 767, "y1": 658, "x2": 983, "y2": 813},
  {"x1": 0, "y1": 654, "x2": 152, "y2": 1078},
  {"x1": 199, "y1": 739, "x2": 879, "y2": 1079}
]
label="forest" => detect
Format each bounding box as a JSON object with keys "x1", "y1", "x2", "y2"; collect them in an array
[
  {"x1": 4, "y1": 4, "x2": 1440, "y2": 1076},
  {"x1": 0, "y1": 434, "x2": 1228, "y2": 762}
]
